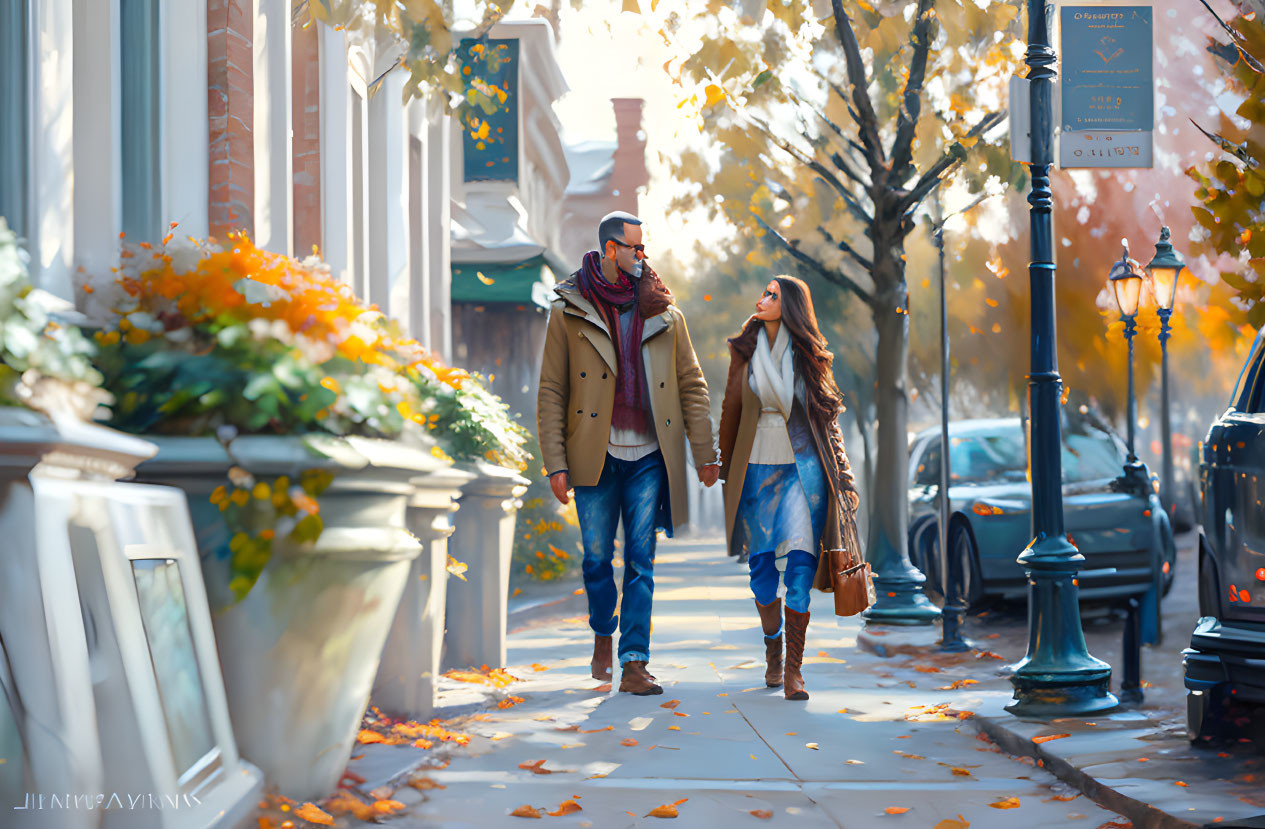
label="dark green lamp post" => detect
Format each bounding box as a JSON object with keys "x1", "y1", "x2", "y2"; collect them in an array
[
  {"x1": 1006, "y1": 0, "x2": 1118, "y2": 717},
  {"x1": 1145, "y1": 227, "x2": 1186, "y2": 520},
  {"x1": 1109, "y1": 243, "x2": 1151, "y2": 490}
]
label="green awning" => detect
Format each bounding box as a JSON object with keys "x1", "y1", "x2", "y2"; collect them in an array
[{"x1": 451, "y1": 255, "x2": 556, "y2": 307}]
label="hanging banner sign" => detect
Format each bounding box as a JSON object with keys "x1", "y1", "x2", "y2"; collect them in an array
[{"x1": 1058, "y1": 5, "x2": 1154, "y2": 168}]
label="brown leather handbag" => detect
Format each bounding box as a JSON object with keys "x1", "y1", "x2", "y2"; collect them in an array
[{"x1": 830, "y1": 547, "x2": 871, "y2": 616}]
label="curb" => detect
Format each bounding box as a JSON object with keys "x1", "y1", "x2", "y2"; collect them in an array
[{"x1": 968, "y1": 714, "x2": 1201, "y2": 829}]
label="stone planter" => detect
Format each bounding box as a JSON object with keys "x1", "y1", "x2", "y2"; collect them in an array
[
  {"x1": 373, "y1": 466, "x2": 474, "y2": 719},
  {"x1": 134, "y1": 434, "x2": 448, "y2": 801},
  {"x1": 443, "y1": 462, "x2": 529, "y2": 671}
]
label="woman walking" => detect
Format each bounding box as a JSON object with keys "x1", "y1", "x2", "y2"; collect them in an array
[{"x1": 718, "y1": 276, "x2": 863, "y2": 700}]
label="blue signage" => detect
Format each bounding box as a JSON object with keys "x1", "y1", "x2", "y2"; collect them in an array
[
  {"x1": 458, "y1": 38, "x2": 519, "y2": 183},
  {"x1": 1060, "y1": 6, "x2": 1153, "y2": 132}
]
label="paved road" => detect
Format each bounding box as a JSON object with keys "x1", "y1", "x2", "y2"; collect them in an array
[{"x1": 363, "y1": 538, "x2": 1130, "y2": 828}]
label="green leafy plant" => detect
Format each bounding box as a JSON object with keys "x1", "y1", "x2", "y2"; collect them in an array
[{"x1": 0, "y1": 217, "x2": 107, "y2": 419}]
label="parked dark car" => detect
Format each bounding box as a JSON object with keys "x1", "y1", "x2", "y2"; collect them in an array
[
  {"x1": 907, "y1": 418, "x2": 1175, "y2": 606},
  {"x1": 1185, "y1": 328, "x2": 1265, "y2": 744}
]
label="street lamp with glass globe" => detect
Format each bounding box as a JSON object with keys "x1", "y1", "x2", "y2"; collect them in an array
[
  {"x1": 1108, "y1": 242, "x2": 1151, "y2": 491},
  {"x1": 1145, "y1": 227, "x2": 1186, "y2": 519}
]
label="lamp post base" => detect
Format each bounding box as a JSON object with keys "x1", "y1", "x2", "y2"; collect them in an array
[
  {"x1": 863, "y1": 572, "x2": 942, "y2": 626},
  {"x1": 1007, "y1": 534, "x2": 1118, "y2": 717},
  {"x1": 1005, "y1": 672, "x2": 1119, "y2": 718}
]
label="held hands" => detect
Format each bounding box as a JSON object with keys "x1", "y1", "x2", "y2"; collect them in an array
[
  {"x1": 699, "y1": 463, "x2": 720, "y2": 488},
  {"x1": 550, "y1": 471, "x2": 572, "y2": 505}
]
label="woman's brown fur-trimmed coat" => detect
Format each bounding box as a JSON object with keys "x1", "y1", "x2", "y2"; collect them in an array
[{"x1": 718, "y1": 321, "x2": 863, "y2": 595}]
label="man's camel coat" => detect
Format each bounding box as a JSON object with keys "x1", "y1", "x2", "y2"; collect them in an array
[{"x1": 536, "y1": 278, "x2": 717, "y2": 532}]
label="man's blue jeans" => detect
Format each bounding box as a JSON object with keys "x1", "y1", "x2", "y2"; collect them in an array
[{"x1": 573, "y1": 451, "x2": 669, "y2": 666}]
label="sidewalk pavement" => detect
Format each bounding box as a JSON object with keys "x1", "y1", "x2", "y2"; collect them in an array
[
  {"x1": 917, "y1": 531, "x2": 1265, "y2": 829},
  {"x1": 299, "y1": 537, "x2": 1144, "y2": 829}
]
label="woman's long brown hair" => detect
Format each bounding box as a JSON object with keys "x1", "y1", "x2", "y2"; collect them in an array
[{"x1": 728, "y1": 275, "x2": 845, "y2": 428}]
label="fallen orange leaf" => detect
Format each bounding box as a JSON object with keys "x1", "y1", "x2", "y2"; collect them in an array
[
  {"x1": 751, "y1": 808, "x2": 773, "y2": 819},
  {"x1": 579, "y1": 725, "x2": 613, "y2": 733},
  {"x1": 548, "y1": 799, "x2": 582, "y2": 816},
  {"x1": 647, "y1": 801, "x2": 685, "y2": 818},
  {"x1": 914, "y1": 666, "x2": 942, "y2": 673},
  {"x1": 668, "y1": 725, "x2": 681, "y2": 731},
  {"x1": 594, "y1": 683, "x2": 612, "y2": 693},
  {"x1": 661, "y1": 699, "x2": 682, "y2": 709},
  {"x1": 950, "y1": 767, "x2": 972, "y2": 776},
  {"x1": 1046, "y1": 795, "x2": 1077, "y2": 802},
  {"x1": 294, "y1": 803, "x2": 334, "y2": 825},
  {"x1": 373, "y1": 799, "x2": 405, "y2": 814},
  {"x1": 621, "y1": 738, "x2": 639, "y2": 746},
  {"x1": 934, "y1": 816, "x2": 970, "y2": 829},
  {"x1": 1175, "y1": 781, "x2": 1189, "y2": 787},
  {"x1": 407, "y1": 776, "x2": 445, "y2": 790},
  {"x1": 988, "y1": 797, "x2": 1020, "y2": 809},
  {"x1": 357, "y1": 729, "x2": 387, "y2": 745},
  {"x1": 673, "y1": 711, "x2": 689, "y2": 717},
  {"x1": 517, "y1": 759, "x2": 553, "y2": 775},
  {"x1": 531, "y1": 663, "x2": 549, "y2": 671},
  {"x1": 510, "y1": 804, "x2": 542, "y2": 818},
  {"x1": 885, "y1": 806, "x2": 911, "y2": 814},
  {"x1": 1033, "y1": 733, "x2": 1071, "y2": 744}
]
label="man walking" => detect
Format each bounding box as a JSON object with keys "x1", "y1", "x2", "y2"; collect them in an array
[{"x1": 537, "y1": 211, "x2": 719, "y2": 695}]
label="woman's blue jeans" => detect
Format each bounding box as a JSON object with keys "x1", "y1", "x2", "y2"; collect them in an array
[
  {"x1": 573, "y1": 451, "x2": 669, "y2": 666},
  {"x1": 749, "y1": 549, "x2": 817, "y2": 628}
]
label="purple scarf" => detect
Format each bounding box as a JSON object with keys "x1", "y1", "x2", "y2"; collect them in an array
[{"x1": 577, "y1": 251, "x2": 648, "y2": 432}]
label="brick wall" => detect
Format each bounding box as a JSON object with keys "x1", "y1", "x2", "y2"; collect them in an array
[
  {"x1": 610, "y1": 98, "x2": 648, "y2": 215},
  {"x1": 292, "y1": 19, "x2": 321, "y2": 257},
  {"x1": 207, "y1": 0, "x2": 254, "y2": 239}
]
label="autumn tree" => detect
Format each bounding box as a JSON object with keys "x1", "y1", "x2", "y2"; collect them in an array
[{"x1": 661, "y1": 0, "x2": 1024, "y2": 618}]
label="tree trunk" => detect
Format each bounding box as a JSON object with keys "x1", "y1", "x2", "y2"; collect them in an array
[{"x1": 861, "y1": 242, "x2": 940, "y2": 624}]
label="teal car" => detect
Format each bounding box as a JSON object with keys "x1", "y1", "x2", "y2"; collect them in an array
[{"x1": 907, "y1": 418, "x2": 1176, "y2": 606}]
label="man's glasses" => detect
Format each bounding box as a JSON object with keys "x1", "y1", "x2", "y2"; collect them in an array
[{"x1": 613, "y1": 240, "x2": 646, "y2": 253}]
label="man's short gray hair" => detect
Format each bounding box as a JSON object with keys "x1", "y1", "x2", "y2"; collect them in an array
[{"x1": 598, "y1": 211, "x2": 642, "y2": 252}]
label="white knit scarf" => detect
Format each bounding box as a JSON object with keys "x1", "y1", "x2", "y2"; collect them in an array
[{"x1": 752, "y1": 324, "x2": 795, "y2": 419}]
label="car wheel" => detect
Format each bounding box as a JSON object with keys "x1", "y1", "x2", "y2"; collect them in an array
[
  {"x1": 946, "y1": 520, "x2": 985, "y2": 613},
  {"x1": 1157, "y1": 508, "x2": 1176, "y2": 598},
  {"x1": 910, "y1": 522, "x2": 944, "y2": 603}
]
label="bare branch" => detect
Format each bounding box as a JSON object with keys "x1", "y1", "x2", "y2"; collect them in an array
[
  {"x1": 819, "y1": 225, "x2": 875, "y2": 273},
  {"x1": 830, "y1": 0, "x2": 886, "y2": 169},
  {"x1": 900, "y1": 111, "x2": 1005, "y2": 215},
  {"x1": 1191, "y1": 118, "x2": 1261, "y2": 168},
  {"x1": 753, "y1": 214, "x2": 876, "y2": 307},
  {"x1": 889, "y1": 0, "x2": 936, "y2": 178},
  {"x1": 746, "y1": 113, "x2": 875, "y2": 225},
  {"x1": 1197, "y1": 0, "x2": 1265, "y2": 74}
]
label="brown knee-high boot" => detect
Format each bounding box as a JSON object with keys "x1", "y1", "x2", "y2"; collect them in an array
[
  {"x1": 783, "y1": 607, "x2": 810, "y2": 701},
  {"x1": 755, "y1": 599, "x2": 783, "y2": 688}
]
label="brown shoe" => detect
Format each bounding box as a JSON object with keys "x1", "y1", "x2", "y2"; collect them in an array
[
  {"x1": 591, "y1": 634, "x2": 612, "y2": 681},
  {"x1": 784, "y1": 607, "x2": 810, "y2": 701},
  {"x1": 618, "y1": 660, "x2": 663, "y2": 695},
  {"x1": 755, "y1": 598, "x2": 783, "y2": 688}
]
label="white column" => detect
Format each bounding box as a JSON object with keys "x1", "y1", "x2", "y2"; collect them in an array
[
  {"x1": 428, "y1": 110, "x2": 453, "y2": 360},
  {"x1": 318, "y1": 26, "x2": 349, "y2": 282},
  {"x1": 160, "y1": 0, "x2": 209, "y2": 239},
  {"x1": 70, "y1": 0, "x2": 121, "y2": 280},
  {"x1": 253, "y1": 0, "x2": 292, "y2": 255},
  {"x1": 31, "y1": 0, "x2": 76, "y2": 300},
  {"x1": 367, "y1": 70, "x2": 406, "y2": 315},
  {"x1": 407, "y1": 101, "x2": 432, "y2": 348}
]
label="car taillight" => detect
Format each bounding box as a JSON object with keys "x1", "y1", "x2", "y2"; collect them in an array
[
  {"x1": 1257, "y1": 568, "x2": 1265, "y2": 582},
  {"x1": 972, "y1": 502, "x2": 1003, "y2": 516}
]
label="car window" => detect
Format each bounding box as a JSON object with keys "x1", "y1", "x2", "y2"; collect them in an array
[
  {"x1": 1062, "y1": 432, "x2": 1123, "y2": 482},
  {"x1": 914, "y1": 441, "x2": 941, "y2": 486},
  {"x1": 1233, "y1": 328, "x2": 1265, "y2": 413},
  {"x1": 947, "y1": 432, "x2": 1027, "y2": 484}
]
